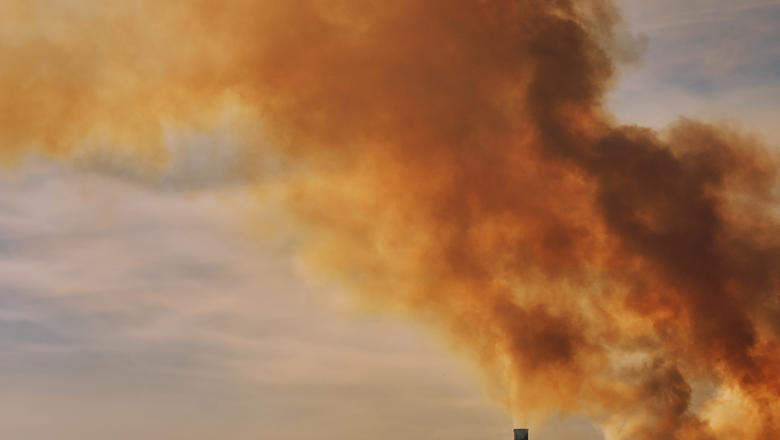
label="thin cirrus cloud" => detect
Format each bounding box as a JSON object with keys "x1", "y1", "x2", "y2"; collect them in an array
[
  {"x1": 0, "y1": 161, "x2": 516, "y2": 440},
  {"x1": 611, "y1": 0, "x2": 780, "y2": 142}
]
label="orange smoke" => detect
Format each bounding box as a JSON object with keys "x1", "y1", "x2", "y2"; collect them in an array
[{"x1": 1, "y1": 1, "x2": 778, "y2": 438}]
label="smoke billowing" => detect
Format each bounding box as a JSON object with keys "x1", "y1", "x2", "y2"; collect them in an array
[{"x1": 1, "y1": 1, "x2": 779, "y2": 438}]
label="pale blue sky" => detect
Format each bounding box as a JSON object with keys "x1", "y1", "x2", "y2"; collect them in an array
[{"x1": 611, "y1": 0, "x2": 780, "y2": 143}]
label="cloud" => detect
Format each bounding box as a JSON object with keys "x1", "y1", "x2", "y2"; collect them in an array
[
  {"x1": 611, "y1": 0, "x2": 780, "y2": 142},
  {"x1": 0, "y1": 161, "x2": 516, "y2": 440},
  {"x1": 1, "y1": 1, "x2": 778, "y2": 438}
]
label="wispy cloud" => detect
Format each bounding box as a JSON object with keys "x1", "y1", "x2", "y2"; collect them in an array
[
  {"x1": 0, "y1": 161, "x2": 516, "y2": 440},
  {"x1": 611, "y1": 1, "x2": 780, "y2": 143}
]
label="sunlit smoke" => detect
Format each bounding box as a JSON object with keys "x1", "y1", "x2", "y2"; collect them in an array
[{"x1": 1, "y1": 1, "x2": 778, "y2": 438}]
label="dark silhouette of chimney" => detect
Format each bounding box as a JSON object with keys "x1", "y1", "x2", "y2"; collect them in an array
[{"x1": 514, "y1": 428, "x2": 528, "y2": 440}]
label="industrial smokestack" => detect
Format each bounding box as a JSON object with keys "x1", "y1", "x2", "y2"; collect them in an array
[{"x1": 513, "y1": 428, "x2": 528, "y2": 440}]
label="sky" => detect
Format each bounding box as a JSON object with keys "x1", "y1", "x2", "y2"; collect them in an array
[
  {"x1": 0, "y1": 1, "x2": 779, "y2": 439},
  {"x1": 611, "y1": 0, "x2": 780, "y2": 144}
]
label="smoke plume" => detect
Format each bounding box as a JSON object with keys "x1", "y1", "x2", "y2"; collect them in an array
[{"x1": 1, "y1": 1, "x2": 778, "y2": 438}]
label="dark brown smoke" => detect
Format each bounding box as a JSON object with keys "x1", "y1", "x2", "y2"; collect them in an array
[{"x1": 1, "y1": 1, "x2": 778, "y2": 438}]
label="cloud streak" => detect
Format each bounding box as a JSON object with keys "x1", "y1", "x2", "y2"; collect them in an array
[{"x1": 0, "y1": 163, "x2": 513, "y2": 440}]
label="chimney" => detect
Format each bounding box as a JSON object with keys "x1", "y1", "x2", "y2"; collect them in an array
[{"x1": 514, "y1": 428, "x2": 528, "y2": 440}]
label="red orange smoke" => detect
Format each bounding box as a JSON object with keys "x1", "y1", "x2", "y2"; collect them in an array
[{"x1": 1, "y1": 1, "x2": 778, "y2": 438}]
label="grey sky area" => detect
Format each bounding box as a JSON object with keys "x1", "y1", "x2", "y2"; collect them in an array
[
  {"x1": 1, "y1": 2, "x2": 778, "y2": 439},
  {"x1": 611, "y1": 0, "x2": 780, "y2": 144},
  {"x1": 0, "y1": 163, "x2": 515, "y2": 440}
]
